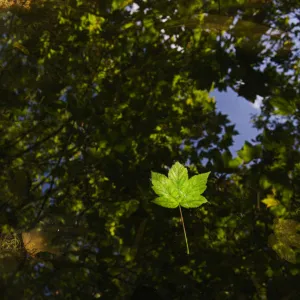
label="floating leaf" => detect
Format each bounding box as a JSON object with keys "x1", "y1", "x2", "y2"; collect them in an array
[
  {"x1": 151, "y1": 171, "x2": 179, "y2": 204},
  {"x1": 179, "y1": 194, "x2": 208, "y2": 209},
  {"x1": 151, "y1": 162, "x2": 210, "y2": 254},
  {"x1": 151, "y1": 164, "x2": 209, "y2": 209},
  {"x1": 180, "y1": 172, "x2": 210, "y2": 208},
  {"x1": 168, "y1": 161, "x2": 189, "y2": 190},
  {"x1": 152, "y1": 196, "x2": 178, "y2": 209}
]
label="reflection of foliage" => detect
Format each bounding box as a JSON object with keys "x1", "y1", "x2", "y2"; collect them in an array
[
  {"x1": 0, "y1": 232, "x2": 27, "y2": 274},
  {"x1": 0, "y1": 0, "x2": 31, "y2": 10},
  {"x1": 261, "y1": 188, "x2": 280, "y2": 208},
  {"x1": 268, "y1": 218, "x2": 300, "y2": 264},
  {"x1": 0, "y1": 233, "x2": 23, "y2": 255},
  {"x1": 0, "y1": 0, "x2": 299, "y2": 298}
]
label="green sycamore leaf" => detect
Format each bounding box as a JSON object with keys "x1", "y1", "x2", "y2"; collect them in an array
[
  {"x1": 180, "y1": 194, "x2": 208, "y2": 208},
  {"x1": 179, "y1": 172, "x2": 210, "y2": 208},
  {"x1": 151, "y1": 163, "x2": 210, "y2": 209},
  {"x1": 150, "y1": 162, "x2": 210, "y2": 254},
  {"x1": 151, "y1": 172, "x2": 179, "y2": 208},
  {"x1": 168, "y1": 161, "x2": 188, "y2": 190},
  {"x1": 152, "y1": 196, "x2": 179, "y2": 208}
]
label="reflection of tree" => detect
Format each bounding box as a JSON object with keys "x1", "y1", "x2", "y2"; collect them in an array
[
  {"x1": 0, "y1": 0, "x2": 299, "y2": 298},
  {"x1": 0, "y1": 0, "x2": 288, "y2": 44}
]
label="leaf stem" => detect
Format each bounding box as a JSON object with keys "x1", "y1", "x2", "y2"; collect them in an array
[{"x1": 178, "y1": 205, "x2": 189, "y2": 255}]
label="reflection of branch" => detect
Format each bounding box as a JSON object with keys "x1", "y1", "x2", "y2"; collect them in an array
[
  {"x1": 209, "y1": 0, "x2": 272, "y2": 12},
  {"x1": 34, "y1": 176, "x2": 55, "y2": 221},
  {"x1": 250, "y1": 274, "x2": 267, "y2": 300},
  {"x1": 204, "y1": 14, "x2": 271, "y2": 36},
  {"x1": 164, "y1": 13, "x2": 281, "y2": 40},
  {"x1": 1, "y1": 120, "x2": 46, "y2": 151},
  {"x1": 0, "y1": 13, "x2": 15, "y2": 58},
  {"x1": 29, "y1": 132, "x2": 73, "y2": 229},
  {"x1": 5, "y1": 123, "x2": 67, "y2": 164},
  {"x1": 130, "y1": 218, "x2": 148, "y2": 260}
]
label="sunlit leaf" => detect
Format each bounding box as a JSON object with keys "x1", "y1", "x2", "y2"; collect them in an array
[
  {"x1": 228, "y1": 156, "x2": 243, "y2": 168},
  {"x1": 168, "y1": 161, "x2": 188, "y2": 190},
  {"x1": 151, "y1": 165, "x2": 209, "y2": 209},
  {"x1": 151, "y1": 162, "x2": 210, "y2": 254},
  {"x1": 152, "y1": 196, "x2": 179, "y2": 208},
  {"x1": 261, "y1": 195, "x2": 280, "y2": 208},
  {"x1": 180, "y1": 195, "x2": 208, "y2": 209},
  {"x1": 270, "y1": 97, "x2": 297, "y2": 115},
  {"x1": 237, "y1": 141, "x2": 262, "y2": 163},
  {"x1": 151, "y1": 171, "x2": 179, "y2": 202}
]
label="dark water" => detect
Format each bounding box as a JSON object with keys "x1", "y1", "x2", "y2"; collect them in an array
[{"x1": 0, "y1": 0, "x2": 300, "y2": 299}]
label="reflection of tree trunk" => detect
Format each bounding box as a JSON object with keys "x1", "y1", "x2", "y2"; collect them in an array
[
  {"x1": 207, "y1": 0, "x2": 272, "y2": 14},
  {"x1": 164, "y1": 13, "x2": 280, "y2": 42},
  {"x1": 198, "y1": 14, "x2": 273, "y2": 39},
  {"x1": 162, "y1": 11, "x2": 291, "y2": 55}
]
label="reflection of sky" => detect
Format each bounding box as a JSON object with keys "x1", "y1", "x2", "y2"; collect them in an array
[
  {"x1": 126, "y1": 2, "x2": 299, "y2": 157},
  {"x1": 212, "y1": 89, "x2": 262, "y2": 154}
]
